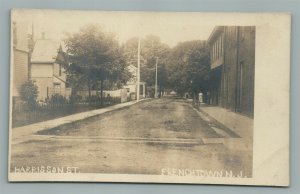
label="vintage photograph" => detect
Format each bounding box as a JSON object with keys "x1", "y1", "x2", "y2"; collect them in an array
[{"x1": 9, "y1": 9, "x2": 290, "y2": 185}]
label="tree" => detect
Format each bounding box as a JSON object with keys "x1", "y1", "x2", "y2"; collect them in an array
[
  {"x1": 20, "y1": 80, "x2": 38, "y2": 109},
  {"x1": 122, "y1": 35, "x2": 170, "y2": 97},
  {"x1": 64, "y1": 25, "x2": 130, "y2": 105},
  {"x1": 167, "y1": 40, "x2": 210, "y2": 100}
]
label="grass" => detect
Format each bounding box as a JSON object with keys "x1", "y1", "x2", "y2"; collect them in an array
[{"x1": 12, "y1": 103, "x2": 113, "y2": 128}]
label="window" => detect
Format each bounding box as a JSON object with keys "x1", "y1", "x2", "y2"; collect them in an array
[
  {"x1": 240, "y1": 28, "x2": 245, "y2": 41},
  {"x1": 54, "y1": 83, "x2": 61, "y2": 89},
  {"x1": 227, "y1": 75, "x2": 230, "y2": 102},
  {"x1": 212, "y1": 43, "x2": 214, "y2": 61},
  {"x1": 215, "y1": 42, "x2": 217, "y2": 60},
  {"x1": 53, "y1": 83, "x2": 61, "y2": 94},
  {"x1": 220, "y1": 35, "x2": 223, "y2": 57},
  {"x1": 217, "y1": 39, "x2": 219, "y2": 60}
]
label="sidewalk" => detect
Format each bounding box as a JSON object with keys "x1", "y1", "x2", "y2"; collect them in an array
[
  {"x1": 11, "y1": 99, "x2": 149, "y2": 144},
  {"x1": 199, "y1": 104, "x2": 253, "y2": 139}
]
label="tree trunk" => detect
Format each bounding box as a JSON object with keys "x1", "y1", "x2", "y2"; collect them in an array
[
  {"x1": 88, "y1": 79, "x2": 91, "y2": 105},
  {"x1": 159, "y1": 85, "x2": 162, "y2": 98},
  {"x1": 100, "y1": 79, "x2": 103, "y2": 106}
]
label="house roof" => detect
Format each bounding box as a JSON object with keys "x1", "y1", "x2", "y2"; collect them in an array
[
  {"x1": 207, "y1": 26, "x2": 224, "y2": 44},
  {"x1": 31, "y1": 39, "x2": 61, "y2": 63},
  {"x1": 53, "y1": 74, "x2": 66, "y2": 83}
]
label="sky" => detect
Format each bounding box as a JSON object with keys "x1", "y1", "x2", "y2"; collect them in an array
[{"x1": 12, "y1": 9, "x2": 216, "y2": 47}]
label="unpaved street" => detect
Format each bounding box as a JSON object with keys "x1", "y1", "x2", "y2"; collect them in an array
[{"x1": 11, "y1": 98, "x2": 252, "y2": 177}]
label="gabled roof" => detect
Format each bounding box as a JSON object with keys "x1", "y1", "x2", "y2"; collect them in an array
[
  {"x1": 53, "y1": 74, "x2": 66, "y2": 83},
  {"x1": 31, "y1": 39, "x2": 61, "y2": 63}
]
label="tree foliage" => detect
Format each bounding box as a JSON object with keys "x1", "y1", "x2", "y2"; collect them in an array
[
  {"x1": 167, "y1": 40, "x2": 210, "y2": 98},
  {"x1": 20, "y1": 80, "x2": 38, "y2": 109},
  {"x1": 64, "y1": 25, "x2": 130, "y2": 105},
  {"x1": 122, "y1": 35, "x2": 170, "y2": 96},
  {"x1": 64, "y1": 26, "x2": 211, "y2": 102}
]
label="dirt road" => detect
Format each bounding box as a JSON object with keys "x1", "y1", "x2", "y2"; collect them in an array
[{"x1": 11, "y1": 98, "x2": 252, "y2": 177}]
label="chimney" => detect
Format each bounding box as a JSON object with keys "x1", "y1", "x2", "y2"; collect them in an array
[{"x1": 42, "y1": 32, "x2": 45, "y2": 39}]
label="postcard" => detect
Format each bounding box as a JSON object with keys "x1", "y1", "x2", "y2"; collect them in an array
[{"x1": 9, "y1": 9, "x2": 290, "y2": 186}]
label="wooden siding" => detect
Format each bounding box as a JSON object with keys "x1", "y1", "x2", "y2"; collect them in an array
[{"x1": 13, "y1": 49, "x2": 28, "y2": 97}]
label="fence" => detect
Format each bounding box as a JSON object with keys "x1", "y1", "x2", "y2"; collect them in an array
[
  {"x1": 75, "y1": 89, "x2": 130, "y2": 103},
  {"x1": 12, "y1": 95, "x2": 123, "y2": 128}
]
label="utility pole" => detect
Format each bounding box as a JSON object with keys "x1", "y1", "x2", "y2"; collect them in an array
[
  {"x1": 155, "y1": 57, "x2": 158, "y2": 98},
  {"x1": 136, "y1": 37, "x2": 141, "y2": 102}
]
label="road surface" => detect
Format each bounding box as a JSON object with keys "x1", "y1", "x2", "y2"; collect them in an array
[{"x1": 10, "y1": 98, "x2": 252, "y2": 177}]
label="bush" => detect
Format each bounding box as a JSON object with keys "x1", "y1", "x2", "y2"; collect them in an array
[
  {"x1": 20, "y1": 80, "x2": 38, "y2": 109},
  {"x1": 69, "y1": 94, "x2": 82, "y2": 104},
  {"x1": 86, "y1": 95, "x2": 100, "y2": 104},
  {"x1": 48, "y1": 94, "x2": 68, "y2": 105},
  {"x1": 85, "y1": 95, "x2": 121, "y2": 105}
]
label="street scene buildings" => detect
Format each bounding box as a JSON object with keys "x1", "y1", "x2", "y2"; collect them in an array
[
  {"x1": 208, "y1": 26, "x2": 255, "y2": 117},
  {"x1": 10, "y1": 10, "x2": 255, "y2": 182},
  {"x1": 12, "y1": 21, "x2": 29, "y2": 109},
  {"x1": 30, "y1": 38, "x2": 70, "y2": 101}
]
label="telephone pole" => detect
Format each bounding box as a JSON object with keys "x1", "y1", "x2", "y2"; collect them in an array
[{"x1": 155, "y1": 57, "x2": 158, "y2": 98}]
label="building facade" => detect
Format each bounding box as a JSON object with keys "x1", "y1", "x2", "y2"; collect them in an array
[
  {"x1": 30, "y1": 39, "x2": 70, "y2": 101},
  {"x1": 208, "y1": 26, "x2": 255, "y2": 117},
  {"x1": 12, "y1": 21, "x2": 29, "y2": 98},
  {"x1": 124, "y1": 64, "x2": 145, "y2": 99}
]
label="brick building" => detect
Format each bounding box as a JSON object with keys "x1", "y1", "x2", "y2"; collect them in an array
[{"x1": 207, "y1": 26, "x2": 255, "y2": 117}]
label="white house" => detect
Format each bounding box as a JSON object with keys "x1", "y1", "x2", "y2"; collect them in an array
[
  {"x1": 30, "y1": 39, "x2": 70, "y2": 101},
  {"x1": 124, "y1": 64, "x2": 145, "y2": 99}
]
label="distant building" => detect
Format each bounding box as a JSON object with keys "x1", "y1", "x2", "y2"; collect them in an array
[
  {"x1": 30, "y1": 38, "x2": 70, "y2": 101},
  {"x1": 125, "y1": 64, "x2": 138, "y2": 94},
  {"x1": 124, "y1": 64, "x2": 145, "y2": 99},
  {"x1": 208, "y1": 26, "x2": 255, "y2": 117},
  {"x1": 12, "y1": 21, "x2": 29, "y2": 98}
]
